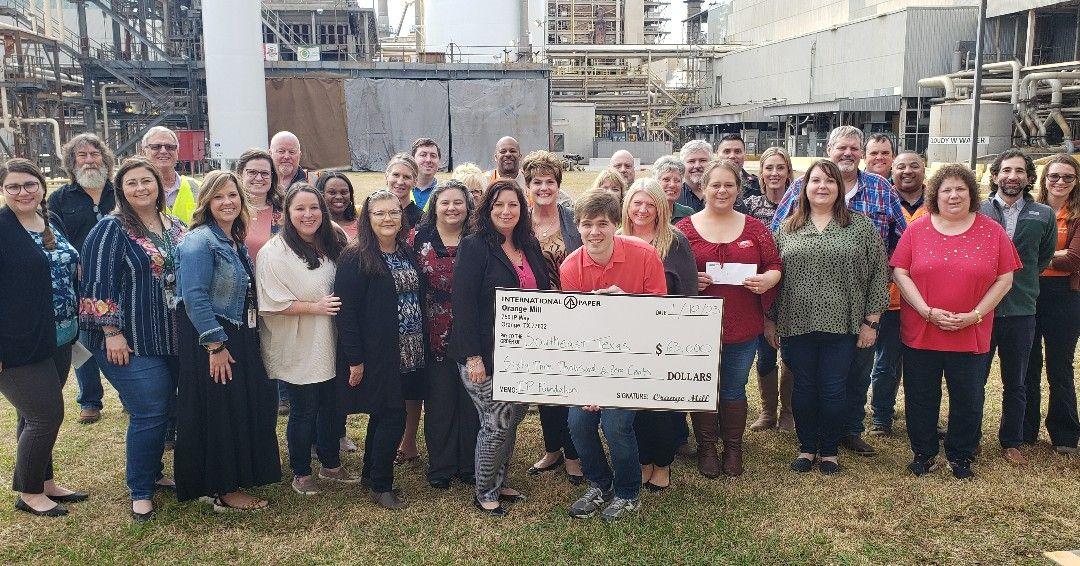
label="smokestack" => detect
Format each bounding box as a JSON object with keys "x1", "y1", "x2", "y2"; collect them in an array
[
  {"x1": 377, "y1": 0, "x2": 390, "y2": 35},
  {"x1": 517, "y1": 0, "x2": 531, "y2": 62}
]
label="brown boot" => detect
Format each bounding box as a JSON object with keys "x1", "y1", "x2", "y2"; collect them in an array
[
  {"x1": 749, "y1": 368, "x2": 779, "y2": 431},
  {"x1": 777, "y1": 364, "x2": 795, "y2": 432},
  {"x1": 721, "y1": 400, "x2": 748, "y2": 477},
  {"x1": 691, "y1": 412, "x2": 720, "y2": 478}
]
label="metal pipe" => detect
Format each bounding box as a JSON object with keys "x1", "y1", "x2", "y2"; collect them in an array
[
  {"x1": 17, "y1": 118, "x2": 62, "y2": 158},
  {"x1": 101, "y1": 85, "x2": 126, "y2": 142},
  {"x1": 969, "y1": 0, "x2": 987, "y2": 169},
  {"x1": 918, "y1": 75, "x2": 959, "y2": 100}
]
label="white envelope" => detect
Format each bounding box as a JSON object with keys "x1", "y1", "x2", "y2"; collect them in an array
[{"x1": 705, "y1": 262, "x2": 757, "y2": 286}]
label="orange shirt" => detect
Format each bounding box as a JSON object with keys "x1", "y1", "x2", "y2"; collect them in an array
[
  {"x1": 559, "y1": 235, "x2": 668, "y2": 296},
  {"x1": 1041, "y1": 207, "x2": 1070, "y2": 277},
  {"x1": 888, "y1": 199, "x2": 929, "y2": 310}
]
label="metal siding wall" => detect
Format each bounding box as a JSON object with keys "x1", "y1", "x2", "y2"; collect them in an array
[
  {"x1": 716, "y1": 10, "x2": 908, "y2": 107},
  {"x1": 901, "y1": 7, "x2": 980, "y2": 96}
]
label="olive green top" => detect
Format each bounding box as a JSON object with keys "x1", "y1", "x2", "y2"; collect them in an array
[{"x1": 770, "y1": 213, "x2": 889, "y2": 338}]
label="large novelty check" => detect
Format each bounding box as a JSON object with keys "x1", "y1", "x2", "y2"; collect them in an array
[{"x1": 491, "y1": 289, "x2": 723, "y2": 411}]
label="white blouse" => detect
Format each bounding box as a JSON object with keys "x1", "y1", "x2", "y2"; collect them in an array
[{"x1": 256, "y1": 236, "x2": 337, "y2": 385}]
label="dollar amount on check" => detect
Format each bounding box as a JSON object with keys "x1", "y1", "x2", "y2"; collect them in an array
[{"x1": 492, "y1": 288, "x2": 723, "y2": 411}]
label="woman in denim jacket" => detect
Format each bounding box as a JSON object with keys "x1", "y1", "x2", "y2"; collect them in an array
[{"x1": 174, "y1": 170, "x2": 281, "y2": 512}]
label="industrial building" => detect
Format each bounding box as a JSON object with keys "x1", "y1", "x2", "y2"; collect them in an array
[{"x1": 679, "y1": 0, "x2": 1080, "y2": 161}]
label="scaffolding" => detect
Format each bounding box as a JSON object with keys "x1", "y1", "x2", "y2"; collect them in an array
[{"x1": 545, "y1": 0, "x2": 712, "y2": 142}]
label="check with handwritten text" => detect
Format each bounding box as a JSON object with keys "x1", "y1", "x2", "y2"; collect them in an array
[{"x1": 492, "y1": 289, "x2": 723, "y2": 411}]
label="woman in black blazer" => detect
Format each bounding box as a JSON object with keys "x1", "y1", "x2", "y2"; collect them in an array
[
  {"x1": 449, "y1": 180, "x2": 551, "y2": 516},
  {"x1": 335, "y1": 189, "x2": 427, "y2": 511},
  {"x1": 0, "y1": 159, "x2": 87, "y2": 517}
]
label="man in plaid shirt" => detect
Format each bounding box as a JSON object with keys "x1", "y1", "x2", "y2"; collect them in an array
[{"x1": 770, "y1": 125, "x2": 907, "y2": 457}]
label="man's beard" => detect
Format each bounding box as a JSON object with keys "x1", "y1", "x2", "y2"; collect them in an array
[
  {"x1": 686, "y1": 172, "x2": 703, "y2": 186},
  {"x1": 75, "y1": 166, "x2": 107, "y2": 189},
  {"x1": 999, "y1": 182, "x2": 1025, "y2": 197},
  {"x1": 498, "y1": 160, "x2": 519, "y2": 177}
]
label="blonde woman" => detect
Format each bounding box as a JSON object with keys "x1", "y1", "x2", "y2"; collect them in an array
[
  {"x1": 452, "y1": 162, "x2": 487, "y2": 206},
  {"x1": 619, "y1": 178, "x2": 698, "y2": 490},
  {"x1": 175, "y1": 170, "x2": 280, "y2": 511},
  {"x1": 385, "y1": 153, "x2": 423, "y2": 230},
  {"x1": 591, "y1": 168, "x2": 628, "y2": 206}
]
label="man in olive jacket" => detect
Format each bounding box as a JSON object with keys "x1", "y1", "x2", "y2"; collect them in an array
[{"x1": 980, "y1": 149, "x2": 1057, "y2": 466}]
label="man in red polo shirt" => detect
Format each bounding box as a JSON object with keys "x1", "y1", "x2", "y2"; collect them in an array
[{"x1": 561, "y1": 189, "x2": 666, "y2": 522}]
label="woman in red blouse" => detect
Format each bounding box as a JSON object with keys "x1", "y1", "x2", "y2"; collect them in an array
[
  {"x1": 676, "y1": 159, "x2": 782, "y2": 477},
  {"x1": 410, "y1": 181, "x2": 479, "y2": 489},
  {"x1": 892, "y1": 164, "x2": 1020, "y2": 479}
]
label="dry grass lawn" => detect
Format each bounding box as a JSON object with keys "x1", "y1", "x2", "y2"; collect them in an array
[
  {"x1": 0, "y1": 360, "x2": 1077, "y2": 564},
  {"x1": 1, "y1": 170, "x2": 1077, "y2": 564}
]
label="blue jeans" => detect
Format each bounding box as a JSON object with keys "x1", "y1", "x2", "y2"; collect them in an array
[
  {"x1": 756, "y1": 334, "x2": 778, "y2": 376},
  {"x1": 903, "y1": 346, "x2": 988, "y2": 463},
  {"x1": 94, "y1": 351, "x2": 176, "y2": 500},
  {"x1": 870, "y1": 310, "x2": 903, "y2": 427},
  {"x1": 75, "y1": 331, "x2": 105, "y2": 410},
  {"x1": 986, "y1": 315, "x2": 1036, "y2": 449},
  {"x1": 719, "y1": 338, "x2": 758, "y2": 401},
  {"x1": 844, "y1": 345, "x2": 877, "y2": 436},
  {"x1": 781, "y1": 332, "x2": 857, "y2": 457},
  {"x1": 283, "y1": 380, "x2": 340, "y2": 478},
  {"x1": 568, "y1": 407, "x2": 640, "y2": 500}
]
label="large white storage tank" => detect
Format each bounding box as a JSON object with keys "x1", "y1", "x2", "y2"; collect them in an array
[
  {"x1": 422, "y1": 0, "x2": 540, "y2": 63},
  {"x1": 202, "y1": 0, "x2": 268, "y2": 165},
  {"x1": 926, "y1": 100, "x2": 1014, "y2": 164}
]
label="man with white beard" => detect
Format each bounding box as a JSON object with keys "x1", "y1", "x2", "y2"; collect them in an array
[
  {"x1": 48, "y1": 133, "x2": 118, "y2": 425},
  {"x1": 771, "y1": 125, "x2": 907, "y2": 459}
]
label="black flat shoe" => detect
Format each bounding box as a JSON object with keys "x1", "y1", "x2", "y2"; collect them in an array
[
  {"x1": 473, "y1": 497, "x2": 507, "y2": 516},
  {"x1": 819, "y1": 460, "x2": 842, "y2": 475},
  {"x1": 643, "y1": 481, "x2": 669, "y2": 492},
  {"x1": 567, "y1": 474, "x2": 585, "y2": 486},
  {"x1": 789, "y1": 457, "x2": 814, "y2": 473},
  {"x1": 131, "y1": 507, "x2": 156, "y2": 523},
  {"x1": 428, "y1": 479, "x2": 452, "y2": 490},
  {"x1": 527, "y1": 454, "x2": 565, "y2": 475},
  {"x1": 498, "y1": 490, "x2": 527, "y2": 504},
  {"x1": 14, "y1": 497, "x2": 68, "y2": 517},
  {"x1": 48, "y1": 491, "x2": 89, "y2": 503}
]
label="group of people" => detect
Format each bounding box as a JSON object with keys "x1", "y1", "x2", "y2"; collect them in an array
[{"x1": 0, "y1": 123, "x2": 1077, "y2": 523}]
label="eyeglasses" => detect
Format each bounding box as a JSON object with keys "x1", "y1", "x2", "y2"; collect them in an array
[
  {"x1": 2, "y1": 180, "x2": 42, "y2": 195},
  {"x1": 1046, "y1": 173, "x2": 1077, "y2": 183},
  {"x1": 370, "y1": 210, "x2": 402, "y2": 219},
  {"x1": 146, "y1": 143, "x2": 178, "y2": 152},
  {"x1": 243, "y1": 169, "x2": 272, "y2": 179}
]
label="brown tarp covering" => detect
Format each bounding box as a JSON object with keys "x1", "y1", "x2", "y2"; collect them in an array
[{"x1": 265, "y1": 77, "x2": 350, "y2": 170}]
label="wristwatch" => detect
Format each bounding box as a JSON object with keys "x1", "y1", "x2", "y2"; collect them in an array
[{"x1": 861, "y1": 318, "x2": 880, "y2": 331}]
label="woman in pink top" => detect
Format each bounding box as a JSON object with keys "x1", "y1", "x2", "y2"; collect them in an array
[
  {"x1": 892, "y1": 164, "x2": 1021, "y2": 480},
  {"x1": 235, "y1": 149, "x2": 283, "y2": 265},
  {"x1": 676, "y1": 159, "x2": 781, "y2": 478}
]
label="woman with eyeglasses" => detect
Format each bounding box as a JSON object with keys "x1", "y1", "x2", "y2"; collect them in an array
[
  {"x1": 0, "y1": 159, "x2": 87, "y2": 517},
  {"x1": 336, "y1": 190, "x2": 427, "y2": 510},
  {"x1": 234, "y1": 149, "x2": 291, "y2": 415},
  {"x1": 1024, "y1": 155, "x2": 1080, "y2": 454},
  {"x1": 235, "y1": 149, "x2": 283, "y2": 266}
]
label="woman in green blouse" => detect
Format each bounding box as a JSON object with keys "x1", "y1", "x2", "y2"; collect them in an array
[{"x1": 768, "y1": 159, "x2": 889, "y2": 475}]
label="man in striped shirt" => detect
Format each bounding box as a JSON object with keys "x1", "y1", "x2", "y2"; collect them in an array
[{"x1": 771, "y1": 125, "x2": 907, "y2": 457}]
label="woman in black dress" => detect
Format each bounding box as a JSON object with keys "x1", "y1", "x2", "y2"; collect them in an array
[{"x1": 175, "y1": 170, "x2": 281, "y2": 511}]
